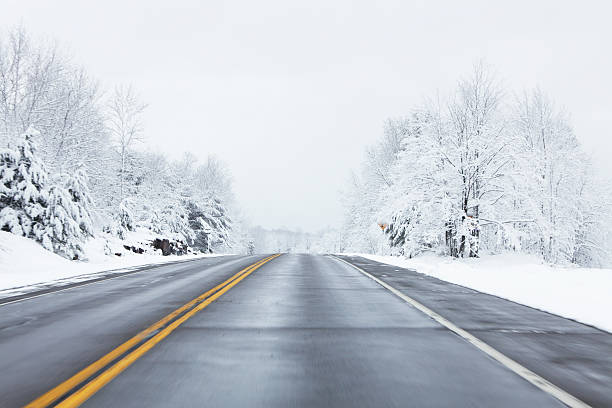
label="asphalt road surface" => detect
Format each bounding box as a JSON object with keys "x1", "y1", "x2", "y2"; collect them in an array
[{"x1": 0, "y1": 254, "x2": 609, "y2": 407}]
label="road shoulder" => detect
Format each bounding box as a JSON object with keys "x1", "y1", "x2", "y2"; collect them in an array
[{"x1": 336, "y1": 255, "x2": 612, "y2": 408}]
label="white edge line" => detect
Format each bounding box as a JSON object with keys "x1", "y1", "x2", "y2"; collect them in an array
[{"x1": 332, "y1": 255, "x2": 591, "y2": 408}]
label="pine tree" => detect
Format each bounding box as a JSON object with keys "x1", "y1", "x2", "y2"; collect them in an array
[
  {"x1": 111, "y1": 199, "x2": 135, "y2": 240},
  {"x1": 202, "y1": 196, "x2": 231, "y2": 251},
  {"x1": 0, "y1": 148, "x2": 23, "y2": 234},
  {"x1": 1, "y1": 129, "x2": 97, "y2": 259},
  {"x1": 160, "y1": 202, "x2": 193, "y2": 242},
  {"x1": 184, "y1": 197, "x2": 232, "y2": 253},
  {"x1": 41, "y1": 185, "x2": 84, "y2": 259},
  {"x1": 0, "y1": 127, "x2": 49, "y2": 239},
  {"x1": 184, "y1": 199, "x2": 210, "y2": 252},
  {"x1": 64, "y1": 166, "x2": 95, "y2": 238},
  {"x1": 40, "y1": 167, "x2": 95, "y2": 259}
]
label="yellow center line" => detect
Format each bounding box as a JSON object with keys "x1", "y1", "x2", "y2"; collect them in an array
[{"x1": 25, "y1": 254, "x2": 280, "y2": 408}]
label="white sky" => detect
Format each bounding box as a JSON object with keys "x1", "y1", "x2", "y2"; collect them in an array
[{"x1": 2, "y1": 1, "x2": 611, "y2": 232}]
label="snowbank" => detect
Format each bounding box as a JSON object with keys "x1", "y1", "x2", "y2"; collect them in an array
[
  {"x1": 346, "y1": 252, "x2": 612, "y2": 333},
  {"x1": 0, "y1": 231, "x2": 224, "y2": 292}
]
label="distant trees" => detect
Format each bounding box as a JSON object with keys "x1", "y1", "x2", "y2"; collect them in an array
[{"x1": 342, "y1": 64, "x2": 612, "y2": 267}]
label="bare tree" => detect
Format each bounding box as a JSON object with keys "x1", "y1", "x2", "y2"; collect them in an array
[
  {"x1": 194, "y1": 155, "x2": 233, "y2": 203},
  {"x1": 107, "y1": 85, "x2": 147, "y2": 202}
]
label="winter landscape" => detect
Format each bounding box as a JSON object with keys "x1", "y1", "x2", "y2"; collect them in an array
[{"x1": 1, "y1": 2, "x2": 611, "y2": 408}]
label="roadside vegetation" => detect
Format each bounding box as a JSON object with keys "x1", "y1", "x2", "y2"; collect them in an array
[
  {"x1": 0, "y1": 27, "x2": 243, "y2": 260},
  {"x1": 340, "y1": 63, "x2": 612, "y2": 267}
]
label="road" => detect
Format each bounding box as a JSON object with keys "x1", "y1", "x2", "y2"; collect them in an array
[{"x1": 0, "y1": 254, "x2": 609, "y2": 407}]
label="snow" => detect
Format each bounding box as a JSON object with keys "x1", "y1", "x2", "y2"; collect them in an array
[
  {"x1": 346, "y1": 252, "x2": 612, "y2": 333},
  {"x1": 0, "y1": 231, "x2": 226, "y2": 294}
]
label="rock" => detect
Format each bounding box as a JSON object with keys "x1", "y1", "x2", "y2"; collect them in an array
[
  {"x1": 123, "y1": 244, "x2": 145, "y2": 254},
  {"x1": 151, "y1": 238, "x2": 172, "y2": 256},
  {"x1": 151, "y1": 238, "x2": 191, "y2": 256}
]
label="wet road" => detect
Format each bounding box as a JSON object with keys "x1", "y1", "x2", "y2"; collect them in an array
[{"x1": 0, "y1": 254, "x2": 606, "y2": 407}]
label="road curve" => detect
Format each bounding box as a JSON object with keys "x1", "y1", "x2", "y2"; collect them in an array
[{"x1": 0, "y1": 253, "x2": 600, "y2": 407}]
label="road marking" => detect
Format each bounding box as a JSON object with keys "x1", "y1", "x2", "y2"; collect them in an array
[
  {"x1": 25, "y1": 254, "x2": 280, "y2": 408},
  {"x1": 332, "y1": 256, "x2": 592, "y2": 408}
]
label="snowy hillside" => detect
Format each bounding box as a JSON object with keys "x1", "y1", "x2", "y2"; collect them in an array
[
  {"x1": 0, "y1": 231, "x2": 221, "y2": 291},
  {"x1": 0, "y1": 28, "x2": 249, "y2": 267},
  {"x1": 353, "y1": 253, "x2": 612, "y2": 333}
]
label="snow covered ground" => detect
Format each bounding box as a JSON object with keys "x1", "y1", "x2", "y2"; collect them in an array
[
  {"x1": 346, "y1": 253, "x2": 612, "y2": 333},
  {"x1": 0, "y1": 231, "x2": 225, "y2": 293}
]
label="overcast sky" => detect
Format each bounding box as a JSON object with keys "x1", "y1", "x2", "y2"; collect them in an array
[{"x1": 2, "y1": 1, "x2": 611, "y2": 232}]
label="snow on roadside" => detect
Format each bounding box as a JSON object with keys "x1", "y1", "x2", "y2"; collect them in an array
[
  {"x1": 345, "y1": 252, "x2": 612, "y2": 333},
  {"x1": 0, "y1": 231, "x2": 225, "y2": 293}
]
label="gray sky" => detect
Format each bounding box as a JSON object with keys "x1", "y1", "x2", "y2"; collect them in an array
[{"x1": 2, "y1": 0, "x2": 611, "y2": 232}]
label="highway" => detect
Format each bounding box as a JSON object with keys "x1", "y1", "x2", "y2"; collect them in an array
[{"x1": 0, "y1": 254, "x2": 610, "y2": 407}]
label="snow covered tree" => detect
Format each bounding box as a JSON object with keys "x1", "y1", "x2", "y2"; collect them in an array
[
  {"x1": 117, "y1": 199, "x2": 135, "y2": 237},
  {"x1": 41, "y1": 185, "x2": 85, "y2": 259},
  {"x1": 63, "y1": 166, "x2": 95, "y2": 238},
  {"x1": 508, "y1": 89, "x2": 596, "y2": 263},
  {"x1": 202, "y1": 196, "x2": 232, "y2": 251},
  {"x1": 1, "y1": 129, "x2": 95, "y2": 259},
  {"x1": 0, "y1": 26, "x2": 244, "y2": 261},
  {"x1": 193, "y1": 155, "x2": 234, "y2": 204},
  {"x1": 0, "y1": 127, "x2": 49, "y2": 239},
  {"x1": 0, "y1": 27, "x2": 110, "y2": 201},
  {"x1": 160, "y1": 202, "x2": 193, "y2": 242},
  {"x1": 184, "y1": 197, "x2": 232, "y2": 253},
  {"x1": 107, "y1": 85, "x2": 147, "y2": 204},
  {"x1": 436, "y1": 64, "x2": 506, "y2": 257},
  {"x1": 247, "y1": 239, "x2": 255, "y2": 255},
  {"x1": 343, "y1": 63, "x2": 611, "y2": 266},
  {"x1": 380, "y1": 66, "x2": 514, "y2": 258}
]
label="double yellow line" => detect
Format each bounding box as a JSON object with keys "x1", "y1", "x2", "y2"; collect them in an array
[{"x1": 26, "y1": 254, "x2": 281, "y2": 408}]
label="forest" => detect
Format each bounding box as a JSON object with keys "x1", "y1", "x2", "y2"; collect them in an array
[
  {"x1": 340, "y1": 63, "x2": 612, "y2": 267},
  {"x1": 2, "y1": 26, "x2": 610, "y2": 268},
  {"x1": 0, "y1": 27, "x2": 241, "y2": 259}
]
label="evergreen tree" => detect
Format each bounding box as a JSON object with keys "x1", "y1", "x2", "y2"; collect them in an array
[
  {"x1": 0, "y1": 127, "x2": 49, "y2": 239},
  {"x1": 64, "y1": 166, "x2": 95, "y2": 238},
  {"x1": 40, "y1": 167, "x2": 95, "y2": 259},
  {"x1": 41, "y1": 185, "x2": 84, "y2": 259},
  {"x1": 112, "y1": 199, "x2": 135, "y2": 240},
  {"x1": 1, "y1": 129, "x2": 97, "y2": 259},
  {"x1": 202, "y1": 196, "x2": 231, "y2": 251},
  {"x1": 160, "y1": 202, "x2": 193, "y2": 243},
  {"x1": 184, "y1": 197, "x2": 231, "y2": 253}
]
